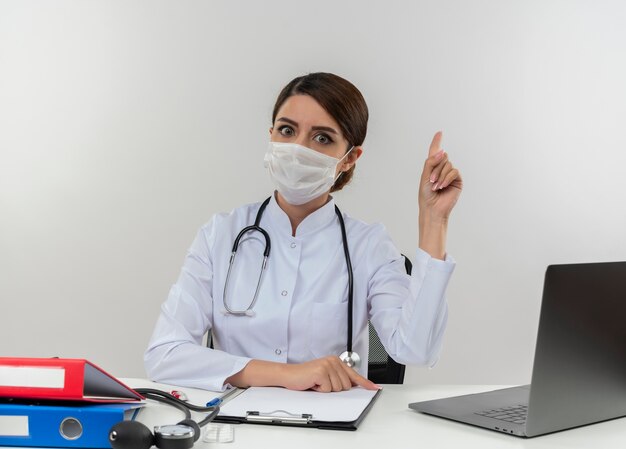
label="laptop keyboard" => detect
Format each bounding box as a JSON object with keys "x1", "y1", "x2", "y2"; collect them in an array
[{"x1": 475, "y1": 404, "x2": 528, "y2": 424}]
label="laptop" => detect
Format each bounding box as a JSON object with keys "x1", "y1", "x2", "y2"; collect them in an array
[{"x1": 410, "y1": 261, "x2": 626, "y2": 437}]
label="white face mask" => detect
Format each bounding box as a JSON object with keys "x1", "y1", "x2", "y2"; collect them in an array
[{"x1": 264, "y1": 142, "x2": 354, "y2": 205}]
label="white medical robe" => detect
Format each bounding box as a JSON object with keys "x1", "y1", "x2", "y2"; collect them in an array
[{"x1": 145, "y1": 195, "x2": 455, "y2": 391}]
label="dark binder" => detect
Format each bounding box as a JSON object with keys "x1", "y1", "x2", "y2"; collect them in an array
[{"x1": 214, "y1": 386, "x2": 381, "y2": 431}]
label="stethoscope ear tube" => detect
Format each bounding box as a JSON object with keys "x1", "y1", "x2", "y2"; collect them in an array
[
  {"x1": 223, "y1": 252, "x2": 268, "y2": 315},
  {"x1": 230, "y1": 225, "x2": 271, "y2": 257},
  {"x1": 222, "y1": 198, "x2": 272, "y2": 316},
  {"x1": 223, "y1": 226, "x2": 270, "y2": 315}
]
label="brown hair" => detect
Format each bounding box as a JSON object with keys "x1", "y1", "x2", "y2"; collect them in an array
[{"x1": 272, "y1": 72, "x2": 369, "y2": 192}]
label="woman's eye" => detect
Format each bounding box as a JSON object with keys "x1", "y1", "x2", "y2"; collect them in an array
[
  {"x1": 314, "y1": 134, "x2": 332, "y2": 145},
  {"x1": 278, "y1": 126, "x2": 294, "y2": 137}
]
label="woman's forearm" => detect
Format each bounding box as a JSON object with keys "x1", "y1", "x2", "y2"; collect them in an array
[
  {"x1": 225, "y1": 359, "x2": 287, "y2": 388},
  {"x1": 419, "y1": 212, "x2": 448, "y2": 260},
  {"x1": 225, "y1": 357, "x2": 378, "y2": 392}
]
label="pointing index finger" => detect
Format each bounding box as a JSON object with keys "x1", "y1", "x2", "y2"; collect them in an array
[
  {"x1": 428, "y1": 131, "x2": 443, "y2": 157},
  {"x1": 344, "y1": 365, "x2": 380, "y2": 391}
]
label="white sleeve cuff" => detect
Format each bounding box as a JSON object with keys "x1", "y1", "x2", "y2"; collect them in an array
[{"x1": 415, "y1": 247, "x2": 456, "y2": 273}]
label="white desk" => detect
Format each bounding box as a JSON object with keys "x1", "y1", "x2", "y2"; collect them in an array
[{"x1": 124, "y1": 379, "x2": 626, "y2": 449}]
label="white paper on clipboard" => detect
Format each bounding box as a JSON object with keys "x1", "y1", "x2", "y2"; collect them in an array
[{"x1": 218, "y1": 386, "x2": 379, "y2": 422}]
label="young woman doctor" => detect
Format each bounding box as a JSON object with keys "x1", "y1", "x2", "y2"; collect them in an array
[{"x1": 144, "y1": 72, "x2": 463, "y2": 393}]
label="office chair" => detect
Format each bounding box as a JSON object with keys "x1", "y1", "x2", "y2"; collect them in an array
[{"x1": 207, "y1": 255, "x2": 411, "y2": 385}]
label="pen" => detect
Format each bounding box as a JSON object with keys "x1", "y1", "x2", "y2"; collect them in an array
[{"x1": 206, "y1": 387, "x2": 239, "y2": 407}]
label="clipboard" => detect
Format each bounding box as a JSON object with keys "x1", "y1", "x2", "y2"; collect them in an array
[{"x1": 214, "y1": 386, "x2": 381, "y2": 431}]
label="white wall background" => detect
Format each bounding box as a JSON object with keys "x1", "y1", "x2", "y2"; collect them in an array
[{"x1": 1, "y1": 0, "x2": 625, "y2": 385}]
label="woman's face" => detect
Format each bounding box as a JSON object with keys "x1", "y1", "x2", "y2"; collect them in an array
[{"x1": 270, "y1": 94, "x2": 351, "y2": 159}]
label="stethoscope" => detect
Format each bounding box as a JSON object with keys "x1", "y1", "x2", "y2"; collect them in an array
[
  {"x1": 222, "y1": 196, "x2": 361, "y2": 369},
  {"x1": 108, "y1": 388, "x2": 219, "y2": 449}
]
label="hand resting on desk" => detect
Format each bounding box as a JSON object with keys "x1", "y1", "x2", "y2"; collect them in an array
[{"x1": 225, "y1": 356, "x2": 380, "y2": 392}]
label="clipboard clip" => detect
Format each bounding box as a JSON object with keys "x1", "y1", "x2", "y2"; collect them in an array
[{"x1": 246, "y1": 410, "x2": 313, "y2": 424}]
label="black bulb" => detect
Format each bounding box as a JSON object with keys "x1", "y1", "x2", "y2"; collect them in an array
[{"x1": 109, "y1": 421, "x2": 154, "y2": 449}]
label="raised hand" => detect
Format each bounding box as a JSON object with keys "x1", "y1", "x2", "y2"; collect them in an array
[
  {"x1": 417, "y1": 131, "x2": 463, "y2": 259},
  {"x1": 419, "y1": 131, "x2": 463, "y2": 221}
]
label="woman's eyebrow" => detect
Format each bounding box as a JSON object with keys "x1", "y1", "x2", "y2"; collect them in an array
[
  {"x1": 276, "y1": 117, "x2": 339, "y2": 135},
  {"x1": 311, "y1": 125, "x2": 339, "y2": 135},
  {"x1": 276, "y1": 117, "x2": 298, "y2": 127}
]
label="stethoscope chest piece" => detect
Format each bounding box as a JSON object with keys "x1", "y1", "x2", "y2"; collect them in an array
[{"x1": 339, "y1": 350, "x2": 361, "y2": 369}]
